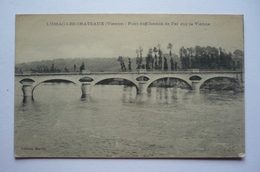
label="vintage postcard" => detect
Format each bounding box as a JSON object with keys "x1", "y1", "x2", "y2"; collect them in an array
[{"x1": 15, "y1": 14, "x2": 244, "y2": 158}]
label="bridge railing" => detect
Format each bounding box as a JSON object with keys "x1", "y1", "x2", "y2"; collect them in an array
[{"x1": 15, "y1": 69, "x2": 243, "y2": 76}]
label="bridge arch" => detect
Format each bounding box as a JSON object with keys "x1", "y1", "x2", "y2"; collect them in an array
[
  {"x1": 136, "y1": 75, "x2": 150, "y2": 81},
  {"x1": 31, "y1": 78, "x2": 80, "y2": 95},
  {"x1": 189, "y1": 75, "x2": 202, "y2": 81},
  {"x1": 79, "y1": 76, "x2": 94, "y2": 82},
  {"x1": 19, "y1": 78, "x2": 35, "y2": 84},
  {"x1": 17, "y1": 71, "x2": 243, "y2": 96},
  {"x1": 91, "y1": 77, "x2": 140, "y2": 93},
  {"x1": 199, "y1": 76, "x2": 242, "y2": 90},
  {"x1": 146, "y1": 76, "x2": 192, "y2": 90}
]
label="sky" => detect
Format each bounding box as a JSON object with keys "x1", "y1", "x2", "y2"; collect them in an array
[{"x1": 15, "y1": 14, "x2": 244, "y2": 64}]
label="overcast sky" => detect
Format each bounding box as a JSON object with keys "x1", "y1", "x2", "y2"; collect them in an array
[{"x1": 15, "y1": 14, "x2": 244, "y2": 64}]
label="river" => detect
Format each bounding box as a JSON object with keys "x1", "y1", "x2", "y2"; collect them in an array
[{"x1": 14, "y1": 78, "x2": 244, "y2": 158}]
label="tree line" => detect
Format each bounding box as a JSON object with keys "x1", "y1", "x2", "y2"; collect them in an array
[
  {"x1": 15, "y1": 58, "x2": 120, "y2": 73},
  {"x1": 15, "y1": 45, "x2": 243, "y2": 73},
  {"x1": 135, "y1": 43, "x2": 179, "y2": 71},
  {"x1": 133, "y1": 44, "x2": 243, "y2": 71},
  {"x1": 179, "y1": 46, "x2": 243, "y2": 70},
  {"x1": 15, "y1": 62, "x2": 86, "y2": 73}
]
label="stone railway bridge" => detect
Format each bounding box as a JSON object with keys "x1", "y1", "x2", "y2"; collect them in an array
[{"x1": 16, "y1": 70, "x2": 244, "y2": 97}]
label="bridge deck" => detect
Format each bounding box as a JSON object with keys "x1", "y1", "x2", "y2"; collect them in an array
[{"x1": 15, "y1": 70, "x2": 243, "y2": 76}]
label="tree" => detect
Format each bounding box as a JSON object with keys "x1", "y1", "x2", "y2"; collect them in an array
[
  {"x1": 233, "y1": 49, "x2": 243, "y2": 71},
  {"x1": 180, "y1": 45, "x2": 237, "y2": 70},
  {"x1": 170, "y1": 57, "x2": 174, "y2": 70},
  {"x1": 211, "y1": 47, "x2": 219, "y2": 69},
  {"x1": 187, "y1": 47, "x2": 195, "y2": 68},
  {"x1": 175, "y1": 61, "x2": 178, "y2": 70},
  {"x1": 167, "y1": 43, "x2": 173, "y2": 58},
  {"x1": 51, "y1": 63, "x2": 55, "y2": 72},
  {"x1": 205, "y1": 46, "x2": 212, "y2": 69},
  {"x1": 179, "y1": 47, "x2": 187, "y2": 69},
  {"x1": 128, "y1": 58, "x2": 132, "y2": 71},
  {"x1": 153, "y1": 47, "x2": 158, "y2": 56},
  {"x1": 145, "y1": 48, "x2": 153, "y2": 70},
  {"x1": 136, "y1": 49, "x2": 140, "y2": 69},
  {"x1": 139, "y1": 46, "x2": 143, "y2": 58},
  {"x1": 233, "y1": 49, "x2": 243, "y2": 57},
  {"x1": 158, "y1": 44, "x2": 163, "y2": 70},
  {"x1": 118, "y1": 56, "x2": 123, "y2": 69},
  {"x1": 219, "y1": 47, "x2": 225, "y2": 69},
  {"x1": 153, "y1": 47, "x2": 158, "y2": 69},
  {"x1": 136, "y1": 46, "x2": 143, "y2": 69},
  {"x1": 118, "y1": 56, "x2": 126, "y2": 71},
  {"x1": 163, "y1": 56, "x2": 168, "y2": 70},
  {"x1": 151, "y1": 56, "x2": 154, "y2": 69},
  {"x1": 146, "y1": 53, "x2": 153, "y2": 70},
  {"x1": 80, "y1": 62, "x2": 85, "y2": 72}
]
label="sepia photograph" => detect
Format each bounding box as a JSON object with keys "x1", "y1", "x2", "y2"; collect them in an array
[{"x1": 14, "y1": 14, "x2": 244, "y2": 158}]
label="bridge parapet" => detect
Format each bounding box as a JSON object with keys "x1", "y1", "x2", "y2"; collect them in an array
[{"x1": 16, "y1": 71, "x2": 244, "y2": 97}]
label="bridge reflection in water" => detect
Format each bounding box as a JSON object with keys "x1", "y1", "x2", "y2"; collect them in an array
[{"x1": 15, "y1": 71, "x2": 244, "y2": 98}]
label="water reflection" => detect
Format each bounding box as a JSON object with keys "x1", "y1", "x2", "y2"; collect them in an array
[
  {"x1": 22, "y1": 96, "x2": 34, "y2": 105},
  {"x1": 120, "y1": 87, "x2": 193, "y2": 105},
  {"x1": 81, "y1": 94, "x2": 92, "y2": 102},
  {"x1": 15, "y1": 80, "x2": 244, "y2": 157},
  {"x1": 17, "y1": 83, "x2": 243, "y2": 108},
  {"x1": 121, "y1": 86, "x2": 137, "y2": 103},
  {"x1": 135, "y1": 93, "x2": 149, "y2": 104},
  {"x1": 150, "y1": 87, "x2": 189, "y2": 104},
  {"x1": 19, "y1": 96, "x2": 42, "y2": 114}
]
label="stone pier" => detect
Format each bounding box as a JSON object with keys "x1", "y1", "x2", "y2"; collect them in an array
[
  {"x1": 191, "y1": 80, "x2": 200, "y2": 91},
  {"x1": 138, "y1": 81, "x2": 148, "y2": 94},
  {"x1": 22, "y1": 84, "x2": 33, "y2": 97},
  {"x1": 81, "y1": 82, "x2": 92, "y2": 95}
]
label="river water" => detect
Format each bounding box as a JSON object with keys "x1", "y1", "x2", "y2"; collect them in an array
[{"x1": 14, "y1": 78, "x2": 244, "y2": 158}]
